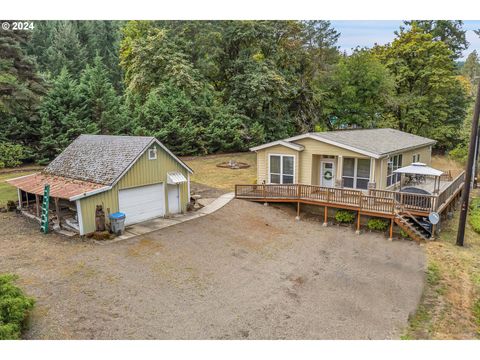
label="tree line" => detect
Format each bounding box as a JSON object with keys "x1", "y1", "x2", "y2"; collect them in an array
[{"x1": 0, "y1": 20, "x2": 479, "y2": 167}]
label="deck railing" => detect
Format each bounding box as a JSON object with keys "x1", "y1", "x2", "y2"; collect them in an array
[
  {"x1": 435, "y1": 171, "x2": 465, "y2": 212},
  {"x1": 235, "y1": 172, "x2": 465, "y2": 216}
]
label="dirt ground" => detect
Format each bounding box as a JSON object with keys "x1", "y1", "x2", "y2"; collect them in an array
[{"x1": 0, "y1": 200, "x2": 425, "y2": 339}]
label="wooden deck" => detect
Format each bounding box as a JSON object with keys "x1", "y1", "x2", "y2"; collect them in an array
[{"x1": 235, "y1": 171, "x2": 465, "y2": 219}]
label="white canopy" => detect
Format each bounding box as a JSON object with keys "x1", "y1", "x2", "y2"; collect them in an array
[
  {"x1": 167, "y1": 171, "x2": 187, "y2": 184},
  {"x1": 393, "y1": 162, "x2": 444, "y2": 177}
]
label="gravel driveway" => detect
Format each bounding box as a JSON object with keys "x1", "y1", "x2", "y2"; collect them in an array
[{"x1": 0, "y1": 200, "x2": 425, "y2": 339}]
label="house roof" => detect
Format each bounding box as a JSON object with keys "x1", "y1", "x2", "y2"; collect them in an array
[
  {"x1": 251, "y1": 128, "x2": 436, "y2": 159},
  {"x1": 249, "y1": 140, "x2": 305, "y2": 152},
  {"x1": 43, "y1": 134, "x2": 192, "y2": 186},
  {"x1": 7, "y1": 173, "x2": 109, "y2": 201}
]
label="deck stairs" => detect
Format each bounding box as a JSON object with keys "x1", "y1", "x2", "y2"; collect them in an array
[{"x1": 394, "y1": 211, "x2": 431, "y2": 242}]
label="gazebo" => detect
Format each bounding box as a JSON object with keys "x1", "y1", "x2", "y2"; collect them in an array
[{"x1": 393, "y1": 162, "x2": 444, "y2": 194}]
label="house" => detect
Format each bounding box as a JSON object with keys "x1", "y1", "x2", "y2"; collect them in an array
[
  {"x1": 250, "y1": 128, "x2": 436, "y2": 191},
  {"x1": 8, "y1": 135, "x2": 193, "y2": 235}
]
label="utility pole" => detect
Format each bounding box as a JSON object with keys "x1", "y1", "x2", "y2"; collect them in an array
[{"x1": 457, "y1": 82, "x2": 480, "y2": 246}]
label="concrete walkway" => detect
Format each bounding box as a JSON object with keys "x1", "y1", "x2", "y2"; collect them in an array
[{"x1": 104, "y1": 192, "x2": 235, "y2": 243}]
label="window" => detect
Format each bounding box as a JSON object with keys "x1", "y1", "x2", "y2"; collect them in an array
[
  {"x1": 412, "y1": 154, "x2": 420, "y2": 163},
  {"x1": 148, "y1": 148, "x2": 157, "y2": 160},
  {"x1": 342, "y1": 157, "x2": 371, "y2": 190},
  {"x1": 387, "y1": 154, "x2": 402, "y2": 187},
  {"x1": 269, "y1": 155, "x2": 294, "y2": 184}
]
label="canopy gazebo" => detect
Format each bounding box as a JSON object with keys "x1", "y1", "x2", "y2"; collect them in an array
[{"x1": 393, "y1": 162, "x2": 444, "y2": 194}]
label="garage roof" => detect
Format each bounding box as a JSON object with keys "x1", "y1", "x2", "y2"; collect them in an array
[{"x1": 43, "y1": 135, "x2": 192, "y2": 186}]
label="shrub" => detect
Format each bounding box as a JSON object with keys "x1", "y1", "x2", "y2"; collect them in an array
[
  {"x1": 0, "y1": 274, "x2": 35, "y2": 340},
  {"x1": 0, "y1": 142, "x2": 27, "y2": 168},
  {"x1": 469, "y1": 197, "x2": 480, "y2": 234},
  {"x1": 335, "y1": 210, "x2": 355, "y2": 224},
  {"x1": 400, "y1": 229, "x2": 409, "y2": 239},
  {"x1": 367, "y1": 218, "x2": 389, "y2": 231}
]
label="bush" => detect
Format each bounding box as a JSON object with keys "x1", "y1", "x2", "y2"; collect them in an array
[
  {"x1": 367, "y1": 218, "x2": 389, "y2": 231},
  {"x1": 0, "y1": 274, "x2": 35, "y2": 340},
  {"x1": 469, "y1": 197, "x2": 480, "y2": 234},
  {"x1": 0, "y1": 142, "x2": 27, "y2": 168},
  {"x1": 335, "y1": 210, "x2": 355, "y2": 224},
  {"x1": 400, "y1": 229, "x2": 409, "y2": 239}
]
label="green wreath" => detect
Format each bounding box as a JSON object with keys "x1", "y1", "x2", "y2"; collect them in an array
[{"x1": 324, "y1": 170, "x2": 333, "y2": 181}]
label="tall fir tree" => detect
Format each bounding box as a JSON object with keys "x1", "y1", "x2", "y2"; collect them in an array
[
  {"x1": 78, "y1": 55, "x2": 121, "y2": 134},
  {"x1": 38, "y1": 67, "x2": 97, "y2": 163}
]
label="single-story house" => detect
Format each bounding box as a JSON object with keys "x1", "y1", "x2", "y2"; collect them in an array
[
  {"x1": 8, "y1": 135, "x2": 193, "y2": 235},
  {"x1": 250, "y1": 128, "x2": 436, "y2": 191}
]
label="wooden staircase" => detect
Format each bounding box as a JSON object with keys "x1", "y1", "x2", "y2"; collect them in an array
[{"x1": 394, "y1": 212, "x2": 432, "y2": 242}]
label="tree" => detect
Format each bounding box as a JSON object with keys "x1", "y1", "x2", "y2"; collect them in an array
[
  {"x1": 462, "y1": 50, "x2": 480, "y2": 88},
  {"x1": 45, "y1": 21, "x2": 87, "y2": 77},
  {"x1": 0, "y1": 26, "x2": 45, "y2": 151},
  {"x1": 374, "y1": 27, "x2": 469, "y2": 150},
  {"x1": 316, "y1": 49, "x2": 394, "y2": 129},
  {"x1": 403, "y1": 20, "x2": 468, "y2": 59},
  {"x1": 78, "y1": 55, "x2": 121, "y2": 134},
  {"x1": 38, "y1": 68, "x2": 97, "y2": 163}
]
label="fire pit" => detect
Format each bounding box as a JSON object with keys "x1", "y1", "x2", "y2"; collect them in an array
[{"x1": 216, "y1": 159, "x2": 250, "y2": 170}]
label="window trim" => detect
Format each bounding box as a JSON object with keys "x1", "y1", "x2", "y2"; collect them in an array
[
  {"x1": 268, "y1": 154, "x2": 296, "y2": 184},
  {"x1": 342, "y1": 157, "x2": 371, "y2": 190},
  {"x1": 148, "y1": 147, "x2": 157, "y2": 160},
  {"x1": 412, "y1": 153, "x2": 420, "y2": 163}
]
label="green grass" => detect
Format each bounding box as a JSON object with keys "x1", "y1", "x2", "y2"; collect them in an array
[
  {"x1": 183, "y1": 152, "x2": 256, "y2": 191},
  {"x1": 0, "y1": 166, "x2": 42, "y2": 206}
]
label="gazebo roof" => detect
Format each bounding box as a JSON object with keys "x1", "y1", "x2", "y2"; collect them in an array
[{"x1": 393, "y1": 162, "x2": 444, "y2": 177}]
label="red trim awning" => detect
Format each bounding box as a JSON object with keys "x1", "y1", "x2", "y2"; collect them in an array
[{"x1": 7, "y1": 173, "x2": 108, "y2": 200}]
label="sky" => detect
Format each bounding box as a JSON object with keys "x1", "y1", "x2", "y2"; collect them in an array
[{"x1": 330, "y1": 20, "x2": 480, "y2": 61}]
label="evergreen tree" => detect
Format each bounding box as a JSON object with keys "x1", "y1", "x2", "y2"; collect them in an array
[
  {"x1": 0, "y1": 26, "x2": 45, "y2": 149},
  {"x1": 462, "y1": 50, "x2": 480, "y2": 88},
  {"x1": 78, "y1": 55, "x2": 121, "y2": 134},
  {"x1": 38, "y1": 68, "x2": 97, "y2": 163}
]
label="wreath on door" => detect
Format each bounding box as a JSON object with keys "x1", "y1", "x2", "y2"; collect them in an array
[{"x1": 324, "y1": 170, "x2": 333, "y2": 181}]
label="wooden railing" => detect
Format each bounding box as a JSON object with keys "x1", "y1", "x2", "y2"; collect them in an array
[
  {"x1": 435, "y1": 171, "x2": 465, "y2": 212},
  {"x1": 235, "y1": 184, "x2": 395, "y2": 215},
  {"x1": 235, "y1": 172, "x2": 465, "y2": 216}
]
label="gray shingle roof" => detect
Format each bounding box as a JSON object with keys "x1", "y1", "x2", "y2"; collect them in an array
[
  {"x1": 44, "y1": 135, "x2": 155, "y2": 185},
  {"x1": 311, "y1": 128, "x2": 436, "y2": 156}
]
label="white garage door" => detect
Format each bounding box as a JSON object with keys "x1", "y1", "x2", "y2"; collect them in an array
[{"x1": 118, "y1": 183, "x2": 165, "y2": 225}]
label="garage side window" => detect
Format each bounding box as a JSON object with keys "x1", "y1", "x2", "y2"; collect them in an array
[
  {"x1": 269, "y1": 154, "x2": 294, "y2": 184},
  {"x1": 148, "y1": 147, "x2": 157, "y2": 160}
]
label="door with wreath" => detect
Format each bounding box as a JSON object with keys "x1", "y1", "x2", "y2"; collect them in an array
[{"x1": 320, "y1": 160, "x2": 335, "y2": 187}]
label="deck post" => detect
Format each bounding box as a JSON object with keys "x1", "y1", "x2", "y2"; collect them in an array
[
  {"x1": 17, "y1": 189, "x2": 22, "y2": 209},
  {"x1": 389, "y1": 218, "x2": 393, "y2": 241},
  {"x1": 356, "y1": 211, "x2": 361, "y2": 234},
  {"x1": 323, "y1": 206, "x2": 328, "y2": 226},
  {"x1": 35, "y1": 194, "x2": 40, "y2": 217},
  {"x1": 296, "y1": 201, "x2": 300, "y2": 221}
]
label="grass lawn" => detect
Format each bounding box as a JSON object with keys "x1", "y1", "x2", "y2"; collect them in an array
[
  {"x1": 182, "y1": 152, "x2": 256, "y2": 192},
  {"x1": 403, "y1": 157, "x2": 480, "y2": 339},
  {"x1": 0, "y1": 165, "x2": 42, "y2": 206}
]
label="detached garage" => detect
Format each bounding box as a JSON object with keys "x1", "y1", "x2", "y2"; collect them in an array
[{"x1": 8, "y1": 135, "x2": 193, "y2": 235}]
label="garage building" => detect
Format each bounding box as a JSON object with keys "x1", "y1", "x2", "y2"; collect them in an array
[{"x1": 8, "y1": 135, "x2": 193, "y2": 235}]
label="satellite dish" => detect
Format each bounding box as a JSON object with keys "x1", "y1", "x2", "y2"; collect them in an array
[{"x1": 428, "y1": 212, "x2": 440, "y2": 225}]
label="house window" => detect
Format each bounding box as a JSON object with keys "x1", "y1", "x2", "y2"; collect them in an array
[
  {"x1": 412, "y1": 154, "x2": 420, "y2": 163},
  {"x1": 387, "y1": 154, "x2": 402, "y2": 187},
  {"x1": 148, "y1": 148, "x2": 157, "y2": 160},
  {"x1": 342, "y1": 158, "x2": 370, "y2": 190},
  {"x1": 269, "y1": 155, "x2": 294, "y2": 184}
]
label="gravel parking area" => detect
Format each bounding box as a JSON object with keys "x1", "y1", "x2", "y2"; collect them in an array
[{"x1": 0, "y1": 200, "x2": 425, "y2": 339}]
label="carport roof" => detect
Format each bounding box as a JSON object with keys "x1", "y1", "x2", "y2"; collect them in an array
[{"x1": 7, "y1": 173, "x2": 109, "y2": 201}]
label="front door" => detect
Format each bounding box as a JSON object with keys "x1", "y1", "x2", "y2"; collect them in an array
[{"x1": 320, "y1": 161, "x2": 335, "y2": 187}]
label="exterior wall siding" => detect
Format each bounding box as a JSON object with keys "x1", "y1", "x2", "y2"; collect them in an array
[
  {"x1": 78, "y1": 143, "x2": 189, "y2": 234},
  {"x1": 254, "y1": 138, "x2": 433, "y2": 191}
]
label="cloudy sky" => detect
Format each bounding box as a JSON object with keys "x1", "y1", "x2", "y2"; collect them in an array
[{"x1": 330, "y1": 20, "x2": 480, "y2": 60}]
